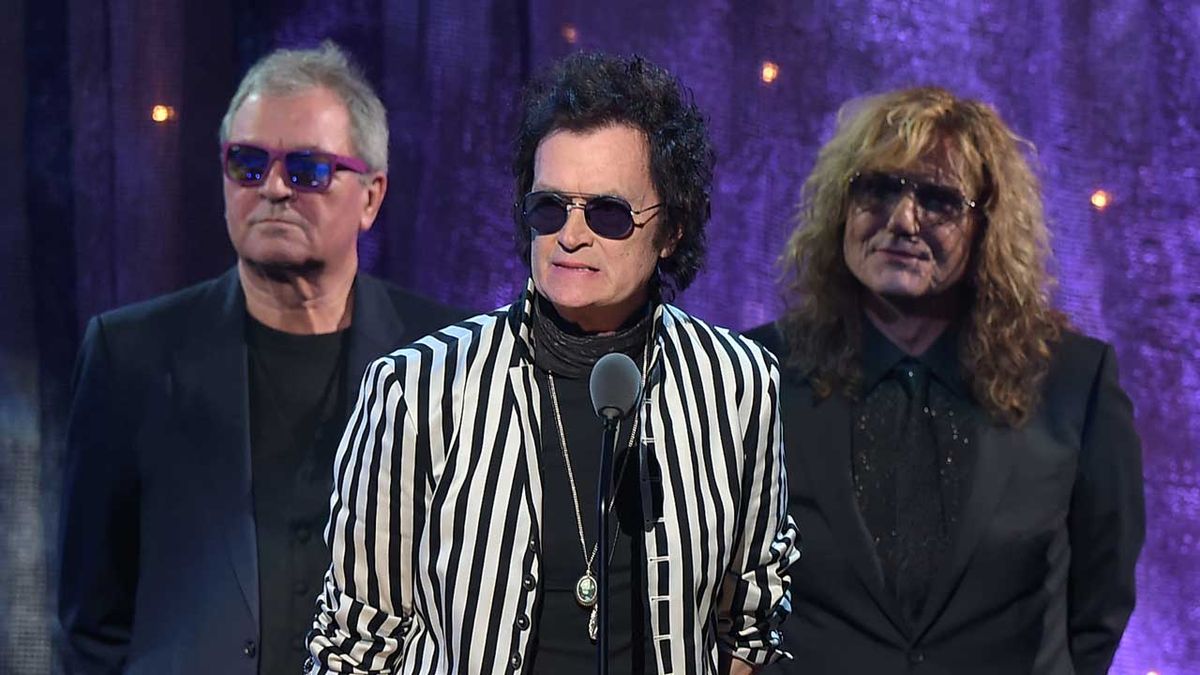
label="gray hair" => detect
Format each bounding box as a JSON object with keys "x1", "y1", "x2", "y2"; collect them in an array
[{"x1": 219, "y1": 41, "x2": 388, "y2": 173}]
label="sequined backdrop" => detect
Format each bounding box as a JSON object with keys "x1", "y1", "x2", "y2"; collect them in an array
[{"x1": 6, "y1": 0, "x2": 1198, "y2": 672}]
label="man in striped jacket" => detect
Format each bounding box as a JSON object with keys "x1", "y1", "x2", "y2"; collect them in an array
[{"x1": 306, "y1": 52, "x2": 800, "y2": 674}]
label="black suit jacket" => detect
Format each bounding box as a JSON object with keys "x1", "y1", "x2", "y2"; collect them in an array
[
  {"x1": 58, "y1": 268, "x2": 462, "y2": 675},
  {"x1": 745, "y1": 321, "x2": 1144, "y2": 675}
]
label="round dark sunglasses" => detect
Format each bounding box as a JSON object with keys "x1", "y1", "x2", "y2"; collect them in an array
[
  {"x1": 849, "y1": 171, "x2": 978, "y2": 227},
  {"x1": 518, "y1": 191, "x2": 663, "y2": 240},
  {"x1": 222, "y1": 142, "x2": 370, "y2": 193}
]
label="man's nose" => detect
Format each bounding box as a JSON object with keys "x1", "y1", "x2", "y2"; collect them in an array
[
  {"x1": 556, "y1": 202, "x2": 592, "y2": 250},
  {"x1": 257, "y1": 158, "x2": 294, "y2": 201},
  {"x1": 884, "y1": 191, "x2": 920, "y2": 237}
]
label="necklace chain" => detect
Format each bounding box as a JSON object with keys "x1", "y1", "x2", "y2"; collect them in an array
[{"x1": 545, "y1": 341, "x2": 649, "y2": 576}]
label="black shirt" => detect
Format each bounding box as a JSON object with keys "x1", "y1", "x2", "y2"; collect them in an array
[
  {"x1": 247, "y1": 316, "x2": 349, "y2": 675},
  {"x1": 852, "y1": 320, "x2": 978, "y2": 624},
  {"x1": 530, "y1": 368, "x2": 657, "y2": 673}
]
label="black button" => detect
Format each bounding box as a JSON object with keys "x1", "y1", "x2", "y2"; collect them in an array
[
  {"x1": 528, "y1": 538, "x2": 536, "y2": 552},
  {"x1": 510, "y1": 652, "x2": 522, "y2": 669},
  {"x1": 294, "y1": 581, "x2": 309, "y2": 595},
  {"x1": 243, "y1": 640, "x2": 257, "y2": 658},
  {"x1": 908, "y1": 650, "x2": 925, "y2": 665},
  {"x1": 522, "y1": 574, "x2": 536, "y2": 591},
  {"x1": 295, "y1": 527, "x2": 312, "y2": 543},
  {"x1": 516, "y1": 615, "x2": 530, "y2": 630}
]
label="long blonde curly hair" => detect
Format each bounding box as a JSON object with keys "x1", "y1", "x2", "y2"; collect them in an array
[{"x1": 780, "y1": 86, "x2": 1067, "y2": 427}]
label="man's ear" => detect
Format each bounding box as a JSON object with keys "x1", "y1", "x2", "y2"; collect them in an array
[
  {"x1": 658, "y1": 221, "x2": 682, "y2": 259},
  {"x1": 360, "y1": 173, "x2": 388, "y2": 233},
  {"x1": 661, "y1": 197, "x2": 707, "y2": 258}
]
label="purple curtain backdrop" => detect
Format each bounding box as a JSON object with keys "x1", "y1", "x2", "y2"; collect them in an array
[{"x1": 7, "y1": 0, "x2": 1198, "y2": 672}]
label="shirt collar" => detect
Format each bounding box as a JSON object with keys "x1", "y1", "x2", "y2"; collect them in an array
[{"x1": 861, "y1": 316, "x2": 969, "y2": 398}]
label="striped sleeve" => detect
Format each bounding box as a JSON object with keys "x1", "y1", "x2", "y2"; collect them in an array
[
  {"x1": 716, "y1": 343, "x2": 802, "y2": 666},
  {"x1": 306, "y1": 350, "x2": 422, "y2": 674}
]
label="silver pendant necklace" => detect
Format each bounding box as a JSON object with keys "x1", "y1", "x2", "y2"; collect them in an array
[{"x1": 545, "y1": 341, "x2": 648, "y2": 641}]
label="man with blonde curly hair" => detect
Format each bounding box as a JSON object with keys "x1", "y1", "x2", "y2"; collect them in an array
[{"x1": 748, "y1": 87, "x2": 1144, "y2": 674}]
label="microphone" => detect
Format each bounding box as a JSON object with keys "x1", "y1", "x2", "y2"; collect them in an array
[
  {"x1": 588, "y1": 352, "x2": 641, "y2": 675},
  {"x1": 589, "y1": 353, "x2": 641, "y2": 421},
  {"x1": 590, "y1": 351, "x2": 654, "y2": 527}
]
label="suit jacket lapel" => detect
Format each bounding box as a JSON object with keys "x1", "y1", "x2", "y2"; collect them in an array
[
  {"x1": 506, "y1": 291, "x2": 544, "y2": 550},
  {"x1": 508, "y1": 362, "x2": 544, "y2": 544},
  {"x1": 913, "y1": 420, "x2": 1016, "y2": 640},
  {"x1": 793, "y1": 384, "x2": 912, "y2": 638},
  {"x1": 344, "y1": 274, "x2": 407, "y2": 411},
  {"x1": 172, "y1": 268, "x2": 259, "y2": 624}
]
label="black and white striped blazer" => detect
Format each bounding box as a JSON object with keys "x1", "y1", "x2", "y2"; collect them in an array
[{"x1": 307, "y1": 284, "x2": 801, "y2": 674}]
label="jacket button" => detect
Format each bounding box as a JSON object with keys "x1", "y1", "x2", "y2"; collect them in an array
[
  {"x1": 515, "y1": 615, "x2": 530, "y2": 630},
  {"x1": 510, "y1": 652, "x2": 523, "y2": 669},
  {"x1": 522, "y1": 574, "x2": 536, "y2": 591},
  {"x1": 908, "y1": 650, "x2": 925, "y2": 665},
  {"x1": 243, "y1": 640, "x2": 257, "y2": 658}
]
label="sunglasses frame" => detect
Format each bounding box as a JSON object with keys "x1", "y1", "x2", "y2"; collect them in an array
[
  {"x1": 848, "y1": 171, "x2": 978, "y2": 228},
  {"x1": 517, "y1": 190, "x2": 663, "y2": 240},
  {"x1": 221, "y1": 142, "x2": 371, "y2": 193}
]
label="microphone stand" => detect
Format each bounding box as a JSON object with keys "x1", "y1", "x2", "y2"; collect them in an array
[{"x1": 595, "y1": 414, "x2": 620, "y2": 675}]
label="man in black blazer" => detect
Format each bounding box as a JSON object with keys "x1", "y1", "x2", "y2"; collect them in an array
[
  {"x1": 748, "y1": 87, "x2": 1144, "y2": 674},
  {"x1": 57, "y1": 43, "x2": 459, "y2": 675}
]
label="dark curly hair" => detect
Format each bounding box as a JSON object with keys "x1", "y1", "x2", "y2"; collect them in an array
[{"x1": 512, "y1": 52, "x2": 713, "y2": 296}]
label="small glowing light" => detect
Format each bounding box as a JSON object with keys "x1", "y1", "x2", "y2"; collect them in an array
[
  {"x1": 150, "y1": 105, "x2": 175, "y2": 123},
  {"x1": 1090, "y1": 189, "x2": 1112, "y2": 210},
  {"x1": 1147, "y1": 671, "x2": 1160, "y2": 675},
  {"x1": 761, "y1": 60, "x2": 780, "y2": 84},
  {"x1": 561, "y1": 23, "x2": 578, "y2": 44}
]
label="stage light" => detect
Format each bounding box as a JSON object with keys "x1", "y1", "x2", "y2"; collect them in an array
[
  {"x1": 761, "y1": 61, "x2": 780, "y2": 84},
  {"x1": 1146, "y1": 671, "x2": 1160, "y2": 675},
  {"x1": 151, "y1": 105, "x2": 175, "y2": 123},
  {"x1": 1090, "y1": 189, "x2": 1111, "y2": 210},
  {"x1": 562, "y1": 23, "x2": 578, "y2": 44}
]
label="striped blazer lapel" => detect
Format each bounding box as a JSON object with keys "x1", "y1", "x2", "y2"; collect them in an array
[
  {"x1": 644, "y1": 305, "x2": 718, "y2": 675},
  {"x1": 508, "y1": 359, "x2": 545, "y2": 560},
  {"x1": 507, "y1": 281, "x2": 546, "y2": 556},
  {"x1": 641, "y1": 328, "x2": 679, "y2": 673}
]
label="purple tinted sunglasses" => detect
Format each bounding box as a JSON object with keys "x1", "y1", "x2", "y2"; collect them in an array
[
  {"x1": 517, "y1": 191, "x2": 663, "y2": 239},
  {"x1": 221, "y1": 142, "x2": 371, "y2": 193}
]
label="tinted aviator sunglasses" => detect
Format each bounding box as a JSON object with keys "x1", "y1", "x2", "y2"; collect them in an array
[
  {"x1": 518, "y1": 191, "x2": 663, "y2": 240},
  {"x1": 222, "y1": 142, "x2": 370, "y2": 193},
  {"x1": 849, "y1": 171, "x2": 978, "y2": 226}
]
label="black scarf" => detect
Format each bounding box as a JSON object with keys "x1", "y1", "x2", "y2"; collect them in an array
[{"x1": 530, "y1": 295, "x2": 652, "y2": 379}]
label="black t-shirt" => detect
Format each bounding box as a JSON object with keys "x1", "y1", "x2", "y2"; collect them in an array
[
  {"x1": 529, "y1": 368, "x2": 657, "y2": 674},
  {"x1": 246, "y1": 316, "x2": 349, "y2": 675}
]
